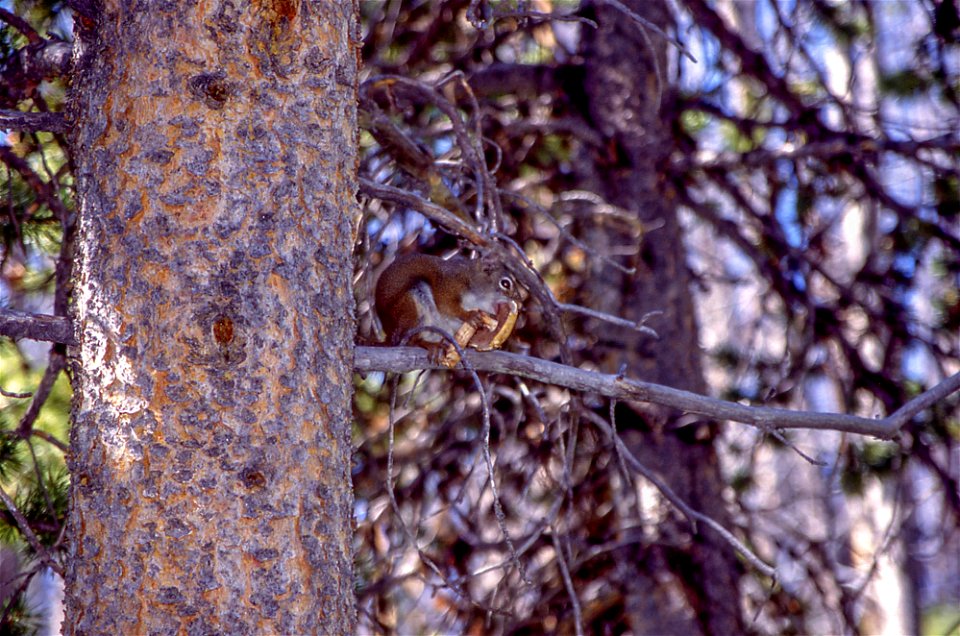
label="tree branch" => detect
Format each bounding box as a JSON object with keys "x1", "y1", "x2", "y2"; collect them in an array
[
  {"x1": 0, "y1": 145, "x2": 71, "y2": 220},
  {"x1": 6, "y1": 307, "x2": 954, "y2": 441},
  {"x1": 581, "y1": 409, "x2": 778, "y2": 579},
  {"x1": 18, "y1": 345, "x2": 67, "y2": 437},
  {"x1": 358, "y1": 178, "x2": 489, "y2": 247},
  {"x1": 0, "y1": 309, "x2": 76, "y2": 345},
  {"x1": 0, "y1": 7, "x2": 42, "y2": 43},
  {"x1": 602, "y1": 0, "x2": 697, "y2": 62},
  {"x1": 682, "y1": 0, "x2": 807, "y2": 115},
  {"x1": 356, "y1": 346, "x2": 960, "y2": 440},
  {"x1": 0, "y1": 485, "x2": 62, "y2": 576},
  {"x1": 0, "y1": 109, "x2": 68, "y2": 134},
  {"x1": 20, "y1": 41, "x2": 73, "y2": 79}
]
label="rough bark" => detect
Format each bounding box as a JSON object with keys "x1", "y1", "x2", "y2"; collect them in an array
[
  {"x1": 576, "y1": 1, "x2": 745, "y2": 633},
  {"x1": 64, "y1": 1, "x2": 358, "y2": 633}
]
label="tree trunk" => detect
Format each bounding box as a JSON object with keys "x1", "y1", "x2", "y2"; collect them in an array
[
  {"x1": 576, "y1": 1, "x2": 745, "y2": 633},
  {"x1": 64, "y1": 2, "x2": 358, "y2": 633}
]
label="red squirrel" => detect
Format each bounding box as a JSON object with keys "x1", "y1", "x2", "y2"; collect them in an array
[{"x1": 375, "y1": 252, "x2": 527, "y2": 366}]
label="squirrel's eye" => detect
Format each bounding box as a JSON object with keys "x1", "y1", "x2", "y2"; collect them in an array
[{"x1": 499, "y1": 277, "x2": 513, "y2": 291}]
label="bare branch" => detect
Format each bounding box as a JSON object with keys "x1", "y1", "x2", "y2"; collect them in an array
[
  {"x1": 888, "y1": 373, "x2": 960, "y2": 429},
  {"x1": 0, "y1": 109, "x2": 68, "y2": 134},
  {"x1": 581, "y1": 409, "x2": 778, "y2": 579},
  {"x1": 0, "y1": 309, "x2": 77, "y2": 345},
  {"x1": 499, "y1": 9, "x2": 597, "y2": 28},
  {"x1": 500, "y1": 190, "x2": 638, "y2": 275},
  {"x1": 21, "y1": 41, "x2": 73, "y2": 80},
  {"x1": 682, "y1": 0, "x2": 806, "y2": 114},
  {"x1": 557, "y1": 302, "x2": 661, "y2": 337},
  {"x1": 385, "y1": 327, "x2": 515, "y2": 616},
  {"x1": 601, "y1": 0, "x2": 697, "y2": 62},
  {"x1": 27, "y1": 428, "x2": 68, "y2": 453},
  {"x1": 766, "y1": 428, "x2": 827, "y2": 467},
  {"x1": 361, "y1": 74, "x2": 503, "y2": 231},
  {"x1": 551, "y1": 532, "x2": 585, "y2": 636},
  {"x1": 0, "y1": 7, "x2": 42, "y2": 43},
  {"x1": 18, "y1": 346, "x2": 67, "y2": 437},
  {"x1": 0, "y1": 387, "x2": 32, "y2": 399},
  {"x1": 359, "y1": 178, "x2": 489, "y2": 247},
  {"x1": 355, "y1": 347, "x2": 960, "y2": 440}
]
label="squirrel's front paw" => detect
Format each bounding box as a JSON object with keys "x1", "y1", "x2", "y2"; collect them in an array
[{"x1": 425, "y1": 341, "x2": 461, "y2": 368}]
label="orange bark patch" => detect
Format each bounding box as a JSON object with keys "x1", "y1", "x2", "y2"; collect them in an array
[
  {"x1": 253, "y1": 0, "x2": 297, "y2": 21},
  {"x1": 213, "y1": 315, "x2": 235, "y2": 345}
]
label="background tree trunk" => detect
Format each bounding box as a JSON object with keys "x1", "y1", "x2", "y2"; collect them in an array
[
  {"x1": 64, "y1": 2, "x2": 358, "y2": 633},
  {"x1": 576, "y1": 1, "x2": 745, "y2": 633}
]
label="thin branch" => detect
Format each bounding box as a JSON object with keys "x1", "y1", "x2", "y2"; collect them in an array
[
  {"x1": 683, "y1": 0, "x2": 806, "y2": 114},
  {"x1": 18, "y1": 345, "x2": 67, "y2": 437},
  {"x1": 385, "y1": 327, "x2": 520, "y2": 615},
  {"x1": 355, "y1": 347, "x2": 960, "y2": 440},
  {"x1": 362, "y1": 74, "x2": 500, "y2": 231},
  {"x1": 557, "y1": 302, "x2": 661, "y2": 337},
  {"x1": 551, "y1": 531, "x2": 585, "y2": 636},
  {"x1": 635, "y1": 13, "x2": 663, "y2": 114},
  {"x1": 386, "y1": 375, "x2": 499, "y2": 616},
  {"x1": 427, "y1": 326, "x2": 529, "y2": 586},
  {"x1": 601, "y1": 0, "x2": 697, "y2": 62},
  {"x1": 888, "y1": 374, "x2": 960, "y2": 429},
  {"x1": 492, "y1": 7, "x2": 598, "y2": 29},
  {"x1": 0, "y1": 7, "x2": 42, "y2": 43},
  {"x1": 767, "y1": 428, "x2": 827, "y2": 466},
  {"x1": 359, "y1": 97, "x2": 472, "y2": 221},
  {"x1": 24, "y1": 439, "x2": 57, "y2": 526},
  {"x1": 0, "y1": 485, "x2": 62, "y2": 576},
  {"x1": 29, "y1": 429, "x2": 67, "y2": 453},
  {"x1": 0, "y1": 387, "x2": 32, "y2": 399},
  {"x1": 581, "y1": 409, "x2": 777, "y2": 579},
  {"x1": 500, "y1": 190, "x2": 637, "y2": 275},
  {"x1": 0, "y1": 144, "x2": 71, "y2": 220},
  {"x1": 558, "y1": 190, "x2": 647, "y2": 228},
  {"x1": 359, "y1": 178, "x2": 489, "y2": 247}
]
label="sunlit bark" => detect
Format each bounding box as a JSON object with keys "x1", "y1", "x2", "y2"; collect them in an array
[{"x1": 65, "y1": 2, "x2": 358, "y2": 632}]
